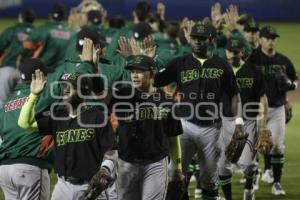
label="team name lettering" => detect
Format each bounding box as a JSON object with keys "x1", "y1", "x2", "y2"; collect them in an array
[
  {"x1": 50, "y1": 30, "x2": 71, "y2": 40},
  {"x1": 237, "y1": 78, "x2": 254, "y2": 88},
  {"x1": 261, "y1": 64, "x2": 284, "y2": 75},
  {"x1": 181, "y1": 68, "x2": 224, "y2": 83},
  {"x1": 4, "y1": 97, "x2": 28, "y2": 112},
  {"x1": 17, "y1": 32, "x2": 29, "y2": 42},
  {"x1": 124, "y1": 106, "x2": 170, "y2": 122},
  {"x1": 56, "y1": 128, "x2": 95, "y2": 146}
]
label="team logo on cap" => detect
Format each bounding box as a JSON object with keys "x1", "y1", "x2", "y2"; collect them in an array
[
  {"x1": 196, "y1": 25, "x2": 205, "y2": 34},
  {"x1": 134, "y1": 56, "x2": 143, "y2": 64},
  {"x1": 231, "y1": 39, "x2": 240, "y2": 47},
  {"x1": 268, "y1": 27, "x2": 276, "y2": 34}
]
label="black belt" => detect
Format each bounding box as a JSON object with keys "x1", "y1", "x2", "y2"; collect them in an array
[
  {"x1": 59, "y1": 175, "x2": 88, "y2": 185},
  {"x1": 189, "y1": 118, "x2": 221, "y2": 127}
]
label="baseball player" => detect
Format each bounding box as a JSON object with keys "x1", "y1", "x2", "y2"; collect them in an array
[
  {"x1": 18, "y1": 70, "x2": 118, "y2": 200},
  {"x1": 23, "y1": 3, "x2": 74, "y2": 73},
  {"x1": 0, "y1": 58, "x2": 53, "y2": 200},
  {"x1": 154, "y1": 24, "x2": 240, "y2": 200},
  {"x1": 105, "y1": 1, "x2": 151, "y2": 59},
  {"x1": 217, "y1": 38, "x2": 268, "y2": 200},
  {"x1": 107, "y1": 55, "x2": 183, "y2": 200},
  {"x1": 34, "y1": 27, "x2": 107, "y2": 114},
  {"x1": 243, "y1": 20, "x2": 260, "y2": 51},
  {"x1": 251, "y1": 25, "x2": 298, "y2": 195},
  {"x1": 0, "y1": 8, "x2": 35, "y2": 107}
]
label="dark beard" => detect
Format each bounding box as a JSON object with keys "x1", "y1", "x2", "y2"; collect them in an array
[
  {"x1": 232, "y1": 57, "x2": 241, "y2": 67},
  {"x1": 192, "y1": 44, "x2": 208, "y2": 58},
  {"x1": 69, "y1": 94, "x2": 83, "y2": 108}
]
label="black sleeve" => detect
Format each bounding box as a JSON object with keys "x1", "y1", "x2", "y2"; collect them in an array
[
  {"x1": 254, "y1": 65, "x2": 266, "y2": 98},
  {"x1": 164, "y1": 110, "x2": 183, "y2": 137},
  {"x1": 36, "y1": 112, "x2": 53, "y2": 135},
  {"x1": 154, "y1": 58, "x2": 179, "y2": 87},
  {"x1": 284, "y1": 56, "x2": 298, "y2": 82},
  {"x1": 99, "y1": 121, "x2": 118, "y2": 154},
  {"x1": 222, "y1": 62, "x2": 239, "y2": 98},
  {"x1": 92, "y1": 76, "x2": 105, "y2": 93},
  {"x1": 110, "y1": 86, "x2": 134, "y2": 106}
]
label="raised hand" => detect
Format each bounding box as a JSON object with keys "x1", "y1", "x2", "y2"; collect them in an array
[
  {"x1": 31, "y1": 69, "x2": 47, "y2": 95},
  {"x1": 157, "y1": 2, "x2": 166, "y2": 20},
  {"x1": 183, "y1": 20, "x2": 195, "y2": 43},
  {"x1": 117, "y1": 37, "x2": 132, "y2": 58},
  {"x1": 81, "y1": 38, "x2": 94, "y2": 62},
  {"x1": 228, "y1": 4, "x2": 239, "y2": 22},
  {"x1": 224, "y1": 10, "x2": 237, "y2": 31},
  {"x1": 68, "y1": 8, "x2": 80, "y2": 31},
  {"x1": 143, "y1": 35, "x2": 157, "y2": 58},
  {"x1": 211, "y1": 2, "x2": 223, "y2": 29},
  {"x1": 130, "y1": 39, "x2": 142, "y2": 56}
]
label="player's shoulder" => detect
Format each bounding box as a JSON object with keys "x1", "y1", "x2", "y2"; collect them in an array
[
  {"x1": 83, "y1": 106, "x2": 106, "y2": 120},
  {"x1": 210, "y1": 55, "x2": 229, "y2": 64},
  {"x1": 242, "y1": 61, "x2": 262, "y2": 74},
  {"x1": 275, "y1": 52, "x2": 293, "y2": 64},
  {"x1": 208, "y1": 55, "x2": 231, "y2": 70}
]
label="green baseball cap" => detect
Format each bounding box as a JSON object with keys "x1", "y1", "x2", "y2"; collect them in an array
[{"x1": 226, "y1": 38, "x2": 244, "y2": 52}]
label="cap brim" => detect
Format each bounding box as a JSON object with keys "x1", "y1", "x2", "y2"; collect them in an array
[
  {"x1": 190, "y1": 33, "x2": 210, "y2": 38},
  {"x1": 260, "y1": 34, "x2": 280, "y2": 39},
  {"x1": 244, "y1": 28, "x2": 259, "y2": 32},
  {"x1": 125, "y1": 64, "x2": 150, "y2": 71}
]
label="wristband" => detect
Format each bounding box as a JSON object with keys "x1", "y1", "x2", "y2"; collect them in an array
[{"x1": 235, "y1": 117, "x2": 244, "y2": 125}]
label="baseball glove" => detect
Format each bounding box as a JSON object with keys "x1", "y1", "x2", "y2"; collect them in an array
[
  {"x1": 285, "y1": 101, "x2": 293, "y2": 124},
  {"x1": 166, "y1": 170, "x2": 188, "y2": 200},
  {"x1": 225, "y1": 124, "x2": 249, "y2": 163},
  {"x1": 275, "y1": 71, "x2": 295, "y2": 93},
  {"x1": 254, "y1": 129, "x2": 273, "y2": 154},
  {"x1": 80, "y1": 167, "x2": 113, "y2": 200}
]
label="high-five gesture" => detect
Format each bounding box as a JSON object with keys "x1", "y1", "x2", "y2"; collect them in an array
[
  {"x1": 117, "y1": 37, "x2": 132, "y2": 58},
  {"x1": 211, "y1": 2, "x2": 223, "y2": 29},
  {"x1": 183, "y1": 20, "x2": 195, "y2": 43},
  {"x1": 81, "y1": 38, "x2": 94, "y2": 62},
  {"x1": 157, "y1": 2, "x2": 166, "y2": 20},
  {"x1": 31, "y1": 69, "x2": 46, "y2": 95}
]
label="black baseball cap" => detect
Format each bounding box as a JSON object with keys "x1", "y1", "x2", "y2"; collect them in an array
[
  {"x1": 226, "y1": 38, "x2": 244, "y2": 52},
  {"x1": 51, "y1": 3, "x2": 65, "y2": 21},
  {"x1": 125, "y1": 55, "x2": 154, "y2": 71},
  {"x1": 190, "y1": 24, "x2": 216, "y2": 38},
  {"x1": 60, "y1": 73, "x2": 92, "y2": 93},
  {"x1": 19, "y1": 58, "x2": 46, "y2": 81},
  {"x1": 87, "y1": 10, "x2": 102, "y2": 25},
  {"x1": 244, "y1": 20, "x2": 259, "y2": 32},
  {"x1": 76, "y1": 27, "x2": 107, "y2": 51},
  {"x1": 132, "y1": 22, "x2": 153, "y2": 40},
  {"x1": 259, "y1": 26, "x2": 280, "y2": 39},
  {"x1": 237, "y1": 13, "x2": 253, "y2": 25}
]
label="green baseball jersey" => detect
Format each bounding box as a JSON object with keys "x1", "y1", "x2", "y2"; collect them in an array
[
  {"x1": 102, "y1": 27, "x2": 120, "y2": 44},
  {"x1": 0, "y1": 83, "x2": 54, "y2": 169},
  {"x1": 35, "y1": 58, "x2": 95, "y2": 114},
  {"x1": 156, "y1": 38, "x2": 189, "y2": 65},
  {"x1": 28, "y1": 21, "x2": 75, "y2": 72},
  {"x1": 99, "y1": 62, "x2": 124, "y2": 88},
  {"x1": 64, "y1": 24, "x2": 106, "y2": 60},
  {"x1": 0, "y1": 22, "x2": 34, "y2": 67},
  {"x1": 105, "y1": 24, "x2": 134, "y2": 60}
]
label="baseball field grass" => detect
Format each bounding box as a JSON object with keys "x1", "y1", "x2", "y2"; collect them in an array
[{"x1": 0, "y1": 19, "x2": 299, "y2": 200}]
